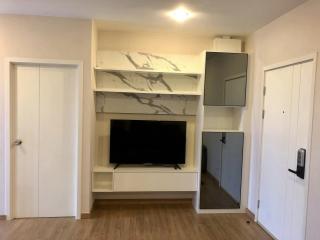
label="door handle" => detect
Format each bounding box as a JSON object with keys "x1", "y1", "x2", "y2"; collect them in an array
[
  {"x1": 288, "y1": 169, "x2": 297, "y2": 174},
  {"x1": 13, "y1": 139, "x2": 23, "y2": 146},
  {"x1": 219, "y1": 133, "x2": 226, "y2": 144}
]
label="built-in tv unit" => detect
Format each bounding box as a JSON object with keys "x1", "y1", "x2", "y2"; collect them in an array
[{"x1": 110, "y1": 120, "x2": 186, "y2": 169}]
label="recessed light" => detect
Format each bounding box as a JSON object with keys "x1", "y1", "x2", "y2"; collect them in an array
[{"x1": 169, "y1": 7, "x2": 192, "y2": 22}]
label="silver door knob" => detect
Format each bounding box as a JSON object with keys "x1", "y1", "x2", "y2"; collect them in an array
[{"x1": 13, "y1": 139, "x2": 23, "y2": 146}]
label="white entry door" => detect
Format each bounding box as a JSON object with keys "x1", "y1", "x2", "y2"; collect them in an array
[
  {"x1": 258, "y1": 60, "x2": 314, "y2": 240},
  {"x1": 13, "y1": 64, "x2": 77, "y2": 218}
]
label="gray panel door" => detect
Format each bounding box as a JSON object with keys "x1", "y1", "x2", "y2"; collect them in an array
[
  {"x1": 220, "y1": 132, "x2": 244, "y2": 203},
  {"x1": 202, "y1": 132, "x2": 223, "y2": 181}
]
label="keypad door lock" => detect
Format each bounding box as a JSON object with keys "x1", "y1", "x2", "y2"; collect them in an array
[{"x1": 288, "y1": 148, "x2": 306, "y2": 179}]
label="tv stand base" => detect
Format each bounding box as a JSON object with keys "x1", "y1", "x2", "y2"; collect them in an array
[
  {"x1": 174, "y1": 164, "x2": 181, "y2": 170},
  {"x1": 113, "y1": 164, "x2": 182, "y2": 170}
]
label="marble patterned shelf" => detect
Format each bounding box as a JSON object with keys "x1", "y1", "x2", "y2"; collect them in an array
[
  {"x1": 94, "y1": 50, "x2": 202, "y2": 115},
  {"x1": 94, "y1": 67, "x2": 201, "y2": 76},
  {"x1": 96, "y1": 50, "x2": 202, "y2": 75},
  {"x1": 93, "y1": 88, "x2": 201, "y2": 96},
  {"x1": 94, "y1": 69, "x2": 201, "y2": 96},
  {"x1": 95, "y1": 92, "x2": 198, "y2": 115}
]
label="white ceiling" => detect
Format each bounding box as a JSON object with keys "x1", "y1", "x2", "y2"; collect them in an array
[{"x1": 0, "y1": 0, "x2": 306, "y2": 36}]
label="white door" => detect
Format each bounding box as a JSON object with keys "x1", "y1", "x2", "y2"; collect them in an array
[
  {"x1": 13, "y1": 64, "x2": 77, "y2": 218},
  {"x1": 258, "y1": 61, "x2": 314, "y2": 240}
]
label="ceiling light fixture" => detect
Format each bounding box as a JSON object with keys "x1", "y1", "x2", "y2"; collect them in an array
[{"x1": 169, "y1": 7, "x2": 191, "y2": 22}]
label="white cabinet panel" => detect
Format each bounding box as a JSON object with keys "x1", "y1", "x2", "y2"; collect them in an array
[{"x1": 114, "y1": 172, "x2": 198, "y2": 192}]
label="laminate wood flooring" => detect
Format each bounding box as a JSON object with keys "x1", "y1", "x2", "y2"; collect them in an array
[{"x1": 0, "y1": 199, "x2": 273, "y2": 240}]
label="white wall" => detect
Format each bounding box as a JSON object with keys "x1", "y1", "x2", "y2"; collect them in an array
[
  {"x1": 246, "y1": 0, "x2": 320, "y2": 239},
  {"x1": 98, "y1": 30, "x2": 213, "y2": 54},
  {"x1": 0, "y1": 14, "x2": 94, "y2": 214}
]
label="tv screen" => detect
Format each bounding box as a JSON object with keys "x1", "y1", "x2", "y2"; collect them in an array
[{"x1": 110, "y1": 120, "x2": 186, "y2": 165}]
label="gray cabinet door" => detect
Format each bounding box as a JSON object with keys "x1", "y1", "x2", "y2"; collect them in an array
[
  {"x1": 200, "y1": 132, "x2": 244, "y2": 209},
  {"x1": 204, "y1": 52, "x2": 248, "y2": 106},
  {"x1": 202, "y1": 132, "x2": 223, "y2": 181},
  {"x1": 220, "y1": 132, "x2": 244, "y2": 204}
]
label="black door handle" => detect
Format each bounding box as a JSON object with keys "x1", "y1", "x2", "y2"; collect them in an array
[
  {"x1": 219, "y1": 133, "x2": 226, "y2": 144},
  {"x1": 288, "y1": 169, "x2": 297, "y2": 174},
  {"x1": 288, "y1": 167, "x2": 305, "y2": 179}
]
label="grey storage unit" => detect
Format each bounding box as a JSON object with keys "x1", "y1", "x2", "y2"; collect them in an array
[{"x1": 200, "y1": 132, "x2": 244, "y2": 209}]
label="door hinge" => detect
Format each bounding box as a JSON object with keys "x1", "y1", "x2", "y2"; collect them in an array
[
  {"x1": 262, "y1": 110, "x2": 265, "y2": 119},
  {"x1": 257, "y1": 200, "x2": 260, "y2": 209},
  {"x1": 263, "y1": 86, "x2": 266, "y2": 96}
]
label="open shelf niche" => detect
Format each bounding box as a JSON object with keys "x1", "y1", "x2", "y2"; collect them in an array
[
  {"x1": 92, "y1": 172, "x2": 113, "y2": 192},
  {"x1": 202, "y1": 106, "x2": 244, "y2": 132}
]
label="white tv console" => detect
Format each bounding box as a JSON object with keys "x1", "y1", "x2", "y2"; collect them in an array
[{"x1": 92, "y1": 166, "x2": 198, "y2": 192}]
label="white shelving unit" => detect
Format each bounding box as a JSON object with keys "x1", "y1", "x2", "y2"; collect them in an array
[
  {"x1": 93, "y1": 50, "x2": 202, "y2": 97},
  {"x1": 193, "y1": 47, "x2": 247, "y2": 214},
  {"x1": 90, "y1": 29, "x2": 248, "y2": 214}
]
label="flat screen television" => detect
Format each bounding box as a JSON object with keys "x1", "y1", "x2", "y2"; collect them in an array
[{"x1": 110, "y1": 120, "x2": 186, "y2": 166}]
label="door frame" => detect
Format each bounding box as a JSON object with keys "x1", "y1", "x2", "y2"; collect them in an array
[
  {"x1": 4, "y1": 58, "x2": 84, "y2": 220},
  {"x1": 255, "y1": 53, "x2": 317, "y2": 237}
]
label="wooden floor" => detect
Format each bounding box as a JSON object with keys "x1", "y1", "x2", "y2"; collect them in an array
[{"x1": 0, "y1": 200, "x2": 273, "y2": 240}]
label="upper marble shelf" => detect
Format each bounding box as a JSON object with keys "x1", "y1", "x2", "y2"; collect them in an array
[
  {"x1": 94, "y1": 67, "x2": 201, "y2": 76},
  {"x1": 95, "y1": 50, "x2": 202, "y2": 76}
]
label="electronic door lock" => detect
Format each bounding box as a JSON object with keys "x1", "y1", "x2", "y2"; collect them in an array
[{"x1": 288, "y1": 148, "x2": 306, "y2": 179}]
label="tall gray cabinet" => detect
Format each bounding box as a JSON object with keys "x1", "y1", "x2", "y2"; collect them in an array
[{"x1": 199, "y1": 51, "x2": 247, "y2": 210}]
